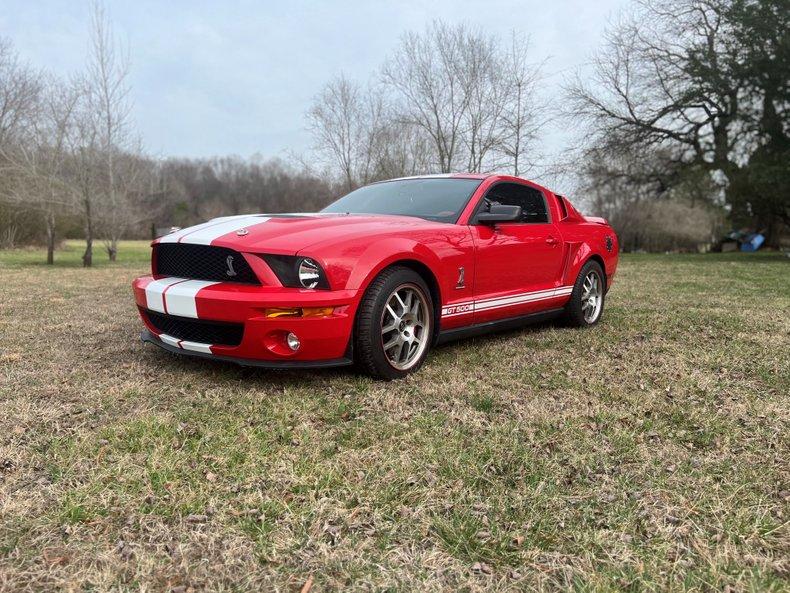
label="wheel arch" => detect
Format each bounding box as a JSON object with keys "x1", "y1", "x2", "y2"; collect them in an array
[
  {"x1": 354, "y1": 258, "x2": 442, "y2": 346},
  {"x1": 567, "y1": 243, "x2": 608, "y2": 292},
  {"x1": 586, "y1": 254, "x2": 607, "y2": 288},
  {"x1": 387, "y1": 259, "x2": 442, "y2": 345}
]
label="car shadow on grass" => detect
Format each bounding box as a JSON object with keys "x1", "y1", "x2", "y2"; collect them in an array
[
  {"x1": 136, "y1": 319, "x2": 567, "y2": 386},
  {"x1": 138, "y1": 343, "x2": 359, "y2": 387}
]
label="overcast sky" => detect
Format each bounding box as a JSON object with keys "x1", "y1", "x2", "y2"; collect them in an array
[{"x1": 1, "y1": 0, "x2": 625, "y2": 162}]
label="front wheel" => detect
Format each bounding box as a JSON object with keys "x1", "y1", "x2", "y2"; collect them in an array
[
  {"x1": 564, "y1": 261, "x2": 606, "y2": 327},
  {"x1": 354, "y1": 267, "x2": 434, "y2": 380}
]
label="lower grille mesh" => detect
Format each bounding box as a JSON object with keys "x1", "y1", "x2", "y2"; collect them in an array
[{"x1": 143, "y1": 309, "x2": 244, "y2": 346}]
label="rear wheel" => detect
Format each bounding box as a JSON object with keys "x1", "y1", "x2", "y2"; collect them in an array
[
  {"x1": 565, "y1": 260, "x2": 605, "y2": 327},
  {"x1": 355, "y1": 267, "x2": 433, "y2": 380}
]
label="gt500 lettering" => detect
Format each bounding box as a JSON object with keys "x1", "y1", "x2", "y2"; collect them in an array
[{"x1": 444, "y1": 303, "x2": 473, "y2": 315}]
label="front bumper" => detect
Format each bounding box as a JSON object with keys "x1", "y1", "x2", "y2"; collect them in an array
[
  {"x1": 132, "y1": 275, "x2": 359, "y2": 365},
  {"x1": 140, "y1": 329, "x2": 353, "y2": 369}
]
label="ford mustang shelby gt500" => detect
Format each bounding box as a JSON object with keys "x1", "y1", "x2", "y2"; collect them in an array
[{"x1": 133, "y1": 174, "x2": 618, "y2": 379}]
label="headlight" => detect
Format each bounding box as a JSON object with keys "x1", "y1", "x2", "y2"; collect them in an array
[
  {"x1": 263, "y1": 255, "x2": 330, "y2": 290},
  {"x1": 298, "y1": 258, "x2": 321, "y2": 288}
]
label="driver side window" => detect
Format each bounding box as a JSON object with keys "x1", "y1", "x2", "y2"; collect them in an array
[{"x1": 482, "y1": 183, "x2": 549, "y2": 223}]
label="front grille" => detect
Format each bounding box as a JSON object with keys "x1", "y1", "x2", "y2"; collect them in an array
[
  {"x1": 154, "y1": 243, "x2": 260, "y2": 284},
  {"x1": 143, "y1": 309, "x2": 244, "y2": 346}
]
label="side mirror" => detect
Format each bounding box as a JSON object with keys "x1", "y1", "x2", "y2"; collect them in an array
[{"x1": 477, "y1": 204, "x2": 522, "y2": 224}]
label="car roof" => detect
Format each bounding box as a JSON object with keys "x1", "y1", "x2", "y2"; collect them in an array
[
  {"x1": 376, "y1": 173, "x2": 490, "y2": 183},
  {"x1": 376, "y1": 173, "x2": 552, "y2": 191}
]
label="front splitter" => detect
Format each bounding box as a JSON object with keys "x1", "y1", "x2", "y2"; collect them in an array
[{"x1": 140, "y1": 329, "x2": 354, "y2": 369}]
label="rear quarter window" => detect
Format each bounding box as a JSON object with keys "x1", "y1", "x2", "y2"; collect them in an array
[{"x1": 556, "y1": 195, "x2": 568, "y2": 220}]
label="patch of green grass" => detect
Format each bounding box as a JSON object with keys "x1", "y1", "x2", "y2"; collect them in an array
[
  {"x1": 0, "y1": 251, "x2": 788, "y2": 591},
  {"x1": 471, "y1": 395, "x2": 497, "y2": 413},
  {"x1": 0, "y1": 239, "x2": 151, "y2": 268}
]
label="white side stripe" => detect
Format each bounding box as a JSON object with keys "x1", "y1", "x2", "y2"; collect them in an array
[
  {"x1": 145, "y1": 277, "x2": 186, "y2": 313},
  {"x1": 442, "y1": 286, "x2": 573, "y2": 318},
  {"x1": 474, "y1": 292, "x2": 565, "y2": 312},
  {"x1": 164, "y1": 280, "x2": 219, "y2": 318},
  {"x1": 475, "y1": 287, "x2": 564, "y2": 308}
]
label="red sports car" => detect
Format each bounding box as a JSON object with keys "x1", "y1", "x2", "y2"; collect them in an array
[{"x1": 132, "y1": 174, "x2": 618, "y2": 379}]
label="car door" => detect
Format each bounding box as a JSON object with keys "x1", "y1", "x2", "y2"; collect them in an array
[{"x1": 469, "y1": 182, "x2": 566, "y2": 324}]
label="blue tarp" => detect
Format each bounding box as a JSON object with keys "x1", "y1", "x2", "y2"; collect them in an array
[{"x1": 740, "y1": 233, "x2": 765, "y2": 252}]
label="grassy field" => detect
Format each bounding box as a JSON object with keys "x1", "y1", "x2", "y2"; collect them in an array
[
  {"x1": 0, "y1": 239, "x2": 151, "y2": 268},
  {"x1": 0, "y1": 241, "x2": 788, "y2": 592}
]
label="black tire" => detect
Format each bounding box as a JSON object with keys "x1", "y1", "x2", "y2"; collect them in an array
[
  {"x1": 354, "y1": 266, "x2": 434, "y2": 380},
  {"x1": 564, "y1": 260, "x2": 606, "y2": 327}
]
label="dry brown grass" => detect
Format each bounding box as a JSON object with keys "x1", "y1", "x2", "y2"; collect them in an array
[{"x1": 0, "y1": 245, "x2": 788, "y2": 592}]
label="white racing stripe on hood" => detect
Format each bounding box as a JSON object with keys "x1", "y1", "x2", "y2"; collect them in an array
[
  {"x1": 157, "y1": 214, "x2": 270, "y2": 244},
  {"x1": 164, "y1": 280, "x2": 219, "y2": 318},
  {"x1": 157, "y1": 215, "x2": 249, "y2": 244},
  {"x1": 175, "y1": 215, "x2": 270, "y2": 245}
]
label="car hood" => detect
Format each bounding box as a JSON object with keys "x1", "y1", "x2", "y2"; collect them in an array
[{"x1": 157, "y1": 213, "x2": 445, "y2": 255}]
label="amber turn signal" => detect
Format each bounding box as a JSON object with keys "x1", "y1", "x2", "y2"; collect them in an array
[{"x1": 265, "y1": 307, "x2": 335, "y2": 318}]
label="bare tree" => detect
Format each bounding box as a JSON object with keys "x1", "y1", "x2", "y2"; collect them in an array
[
  {"x1": 2, "y1": 10, "x2": 353, "y2": 254},
  {"x1": 0, "y1": 37, "x2": 42, "y2": 149},
  {"x1": 565, "y1": 0, "x2": 789, "y2": 243},
  {"x1": 566, "y1": 1, "x2": 742, "y2": 170},
  {"x1": 34, "y1": 79, "x2": 81, "y2": 263},
  {"x1": 371, "y1": 119, "x2": 433, "y2": 180},
  {"x1": 307, "y1": 75, "x2": 359, "y2": 191},
  {"x1": 0, "y1": 76, "x2": 81, "y2": 264},
  {"x1": 499, "y1": 33, "x2": 546, "y2": 176},
  {"x1": 312, "y1": 22, "x2": 547, "y2": 178},
  {"x1": 66, "y1": 76, "x2": 101, "y2": 267},
  {"x1": 0, "y1": 37, "x2": 45, "y2": 253},
  {"x1": 85, "y1": 1, "x2": 139, "y2": 263},
  {"x1": 382, "y1": 22, "x2": 478, "y2": 173},
  {"x1": 306, "y1": 74, "x2": 386, "y2": 191},
  {"x1": 460, "y1": 30, "x2": 508, "y2": 172}
]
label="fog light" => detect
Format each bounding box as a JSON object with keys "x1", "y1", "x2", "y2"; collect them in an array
[{"x1": 286, "y1": 332, "x2": 300, "y2": 351}]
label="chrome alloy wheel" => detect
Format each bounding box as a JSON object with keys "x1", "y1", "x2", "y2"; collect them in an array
[
  {"x1": 581, "y1": 271, "x2": 603, "y2": 323},
  {"x1": 380, "y1": 283, "x2": 431, "y2": 371}
]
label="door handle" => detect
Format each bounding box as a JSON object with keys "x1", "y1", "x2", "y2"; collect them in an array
[{"x1": 546, "y1": 236, "x2": 559, "y2": 246}]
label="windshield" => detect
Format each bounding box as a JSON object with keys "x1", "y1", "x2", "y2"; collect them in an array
[{"x1": 321, "y1": 178, "x2": 483, "y2": 223}]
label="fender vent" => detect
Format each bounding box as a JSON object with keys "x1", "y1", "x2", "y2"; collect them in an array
[{"x1": 605, "y1": 235, "x2": 613, "y2": 252}]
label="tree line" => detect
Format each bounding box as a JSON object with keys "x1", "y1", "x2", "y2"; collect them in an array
[
  {"x1": 0, "y1": 5, "x2": 142, "y2": 265},
  {"x1": 0, "y1": 5, "x2": 338, "y2": 265},
  {"x1": 1, "y1": 0, "x2": 787, "y2": 259}
]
